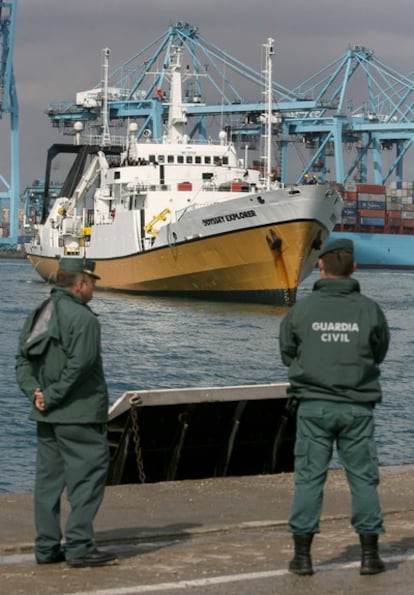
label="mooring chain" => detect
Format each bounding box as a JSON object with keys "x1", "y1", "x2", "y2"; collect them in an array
[
  {"x1": 129, "y1": 394, "x2": 146, "y2": 483},
  {"x1": 282, "y1": 287, "x2": 291, "y2": 306}
]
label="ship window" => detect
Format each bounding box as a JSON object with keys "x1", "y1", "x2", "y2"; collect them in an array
[
  {"x1": 177, "y1": 155, "x2": 184, "y2": 163},
  {"x1": 186, "y1": 156, "x2": 193, "y2": 164},
  {"x1": 114, "y1": 171, "x2": 121, "y2": 179},
  {"x1": 195, "y1": 156, "x2": 201, "y2": 164},
  {"x1": 158, "y1": 155, "x2": 165, "y2": 163},
  {"x1": 223, "y1": 157, "x2": 229, "y2": 165},
  {"x1": 149, "y1": 155, "x2": 156, "y2": 163},
  {"x1": 204, "y1": 156, "x2": 211, "y2": 164},
  {"x1": 167, "y1": 155, "x2": 174, "y2": 163}
]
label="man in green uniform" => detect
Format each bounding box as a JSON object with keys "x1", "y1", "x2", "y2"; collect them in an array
[
  {"x1": 279, "y1": 238, "x2": 389, "y2": 576},
  {"x1": 16, "y1": 257, "x2": 117, "y2": 568}
]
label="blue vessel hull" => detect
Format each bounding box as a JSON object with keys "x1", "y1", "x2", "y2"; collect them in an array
[{"x1": 330, "y1": 231, "x2": 414, "y2": 268}]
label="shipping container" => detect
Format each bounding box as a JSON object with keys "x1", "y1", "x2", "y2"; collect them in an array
[
  {"x1": 343, "y1": 200, "x2": 358, "y2": 208},
  {"x1": 342, "y1": 207, "x2": 357, "y2": 217},
  {"x1": 356, "y1": 184, "x2": 386, "y2": 194},
  {"x1": 17, "y1": 235, "x2": 33, "y2": 243},
  {"x1": 358, "y1": 200, "x2": 386, "y2": 210},
  {"x1": 388, "y1": 214, "x2": 402, "y2": 226},
  {"x1": 360, "y1": 217, "x2": 385, "y2": 226},
  {"x1": 387, "y1": 195, "x2": 402, "y2": 203},
  {"x1": 359, "y1": 209, "x2": 386, "y2": 218},
  {"x1": 340, "y1": 216, "x2": 357, "y2": 225},
  {"x1": 357, "y1": 193, "x2": 386, "y2": 202},
  {"x1": 344, "y1": 182, "x2": 357, "y2": 192},
  {"x1": 386, "y1": 201, "x2": 402, "y2": 210},
  {"x1": 343, "y1": 191, "x2": 357, "y2": 201}
]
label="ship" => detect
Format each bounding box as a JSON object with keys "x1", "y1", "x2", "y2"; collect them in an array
[
  {"x1": 331, "y1": 182, "x2": 414, "y2": 268},
  {"x1": 25, "y1": 46, "x2": 343, "y2": 306}
]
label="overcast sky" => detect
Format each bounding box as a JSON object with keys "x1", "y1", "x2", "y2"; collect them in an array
[{"x1": 4, "y1": 0, "x2": 414, "y2": 188}]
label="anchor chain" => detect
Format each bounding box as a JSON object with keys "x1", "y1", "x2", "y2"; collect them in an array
[{"x1": 129, "y1": 394, "x2": 146, "y2": 483}]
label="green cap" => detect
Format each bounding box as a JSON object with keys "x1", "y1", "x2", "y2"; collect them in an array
[
  {"x1": 58, "y1": 257, "x2": 100, "y2": 279},
  {"x1": 319, "y1": 238, "x2": 354, "y2": 258}
]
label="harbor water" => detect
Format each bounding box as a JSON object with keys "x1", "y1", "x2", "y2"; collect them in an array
[{"x1": 1, "y1": 258, "x2": 413, "y2": 493}]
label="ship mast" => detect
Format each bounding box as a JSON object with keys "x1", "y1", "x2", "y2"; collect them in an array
[
  {"x1": 263, "y1": 38, "x2": 274, "y2": 190},
  {"x1": 101, "y1": 48, "x2": 112, "y2": 147},
  {"x1": 166, "y1": 47, "x2": 187, "y2": 143}
]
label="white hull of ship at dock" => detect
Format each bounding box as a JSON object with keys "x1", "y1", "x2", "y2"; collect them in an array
[{"x1": 26, "y1": 184, "x2": 342, "y2": 305}]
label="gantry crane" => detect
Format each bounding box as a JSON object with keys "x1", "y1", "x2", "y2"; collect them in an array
[
  {"x1": 44, "y1": 22, "x2": 414, "y2": 187},
  {"x1": 0, "y1": 0, "x2": 18, "y2": 250},
  {"x1": 280, "y1": 45, "x2": 414, "y2": 185}
]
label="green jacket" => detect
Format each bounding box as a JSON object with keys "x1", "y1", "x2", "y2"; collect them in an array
[
  {"x1": 16, "y1": 287, "x2": 109, "y2": 423},
  {"x1": 279, "y1": 277, "x2": 390, "y2": 404}
]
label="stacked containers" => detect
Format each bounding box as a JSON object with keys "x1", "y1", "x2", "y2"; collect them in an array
[
  {"x1": 387, "y1": 181, "x2": 414, "y2": 230},
  {"x1": 356, "y1": 184, "x2": 386, "y2": 227},
  {"x1": 335, "y1": 182, "x2": 414, "y2": 233},
  {"x1": 339, "y1": 181, "x2": 358, "y2": 226}
]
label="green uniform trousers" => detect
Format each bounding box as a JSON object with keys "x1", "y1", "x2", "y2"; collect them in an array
[
  {"x1": 289, "y1": 400, "x2": 384, "y2": 536},
  {"x1": 34, "y1": 422, "x2": 109, "y2": 561}
]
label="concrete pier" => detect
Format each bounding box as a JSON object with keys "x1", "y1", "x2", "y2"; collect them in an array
[{"x1": 1, "y1": 466, "x2": 414, "y2": 594}]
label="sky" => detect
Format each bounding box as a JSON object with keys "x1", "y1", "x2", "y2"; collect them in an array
[{"x1": 4, "y1": 0, "x2": 414, "y2": 189}]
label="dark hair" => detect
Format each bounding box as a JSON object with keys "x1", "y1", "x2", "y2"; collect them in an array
[
  {"x1": 321, "y1": 251, "x2": 354, "y2": 276},
  {"x1": 56, "y1": 270, "x2": 83, "y2": 288}
]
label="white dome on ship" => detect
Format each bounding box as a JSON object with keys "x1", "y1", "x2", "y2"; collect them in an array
[{"x1": 219, "y1": 130, "x2": 227, "y2": 145}]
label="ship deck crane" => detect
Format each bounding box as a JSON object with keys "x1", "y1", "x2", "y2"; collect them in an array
[
  {"x1": 0, "y1": 0, "x2": 18, "y2": 250},
  {"x1": 44, "y1": 22, "x2": 414, "y2": 187}
]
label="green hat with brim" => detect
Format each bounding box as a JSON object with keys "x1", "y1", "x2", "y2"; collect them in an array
[
  {"x1": 58, "y1": 257, "x2": 101, "y2": 279},
  {"x1": 319, "y1": 238, "x2": 354, "y2": 258}
]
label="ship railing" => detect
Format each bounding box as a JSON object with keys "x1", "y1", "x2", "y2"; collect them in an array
[{"x1": 83, "y1": 134, "x2": 127, "y2": 147}]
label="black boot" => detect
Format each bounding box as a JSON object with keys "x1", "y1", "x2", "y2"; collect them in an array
[
  {"x1": 359, "y1": 533, "x2": 386, "y2": 575},
  {"x1": 289, "y1": 534, "x2": 314, "y2": 575}
]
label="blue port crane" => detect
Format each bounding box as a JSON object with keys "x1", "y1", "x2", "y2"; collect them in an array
[
  {"x1": 282, "y1": 45, "x2": 414, "y2": 186},
  {"x1": 46, "y1": 22, "x2": 304, "y2": 140},
  {"x1": 44, "y1": 22, "x2": 414, "y2": 187},
  {"x1": 0, "y1": 0, "x2": 18, "y2": 250}
]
